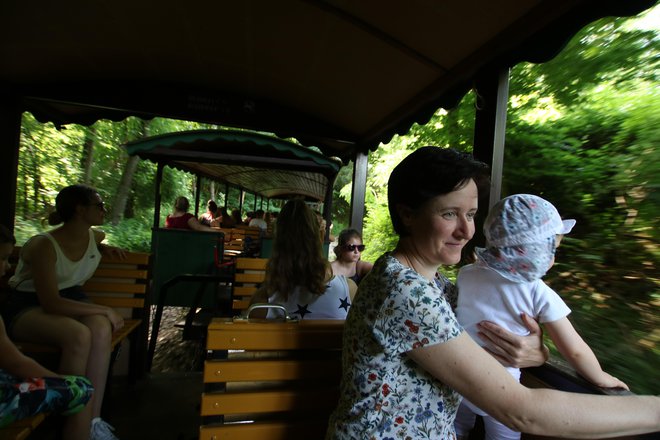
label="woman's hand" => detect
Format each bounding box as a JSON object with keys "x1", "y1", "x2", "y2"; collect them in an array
[
  {"x1": 476, "y1": 313, "x2": 549, "y2": 368},
  {"x1": 99, "y1": 243, "x2": 126, "y2": 259},
  {"x1": 105, "y1": 308, "x2": 125, "y2": 332}
]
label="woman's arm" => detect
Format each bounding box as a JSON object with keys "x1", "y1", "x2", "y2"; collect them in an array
[
  {"x1": 0, "y1": 317, "x2": 58, "y2": 378},
  {"x1": 346, "y1": 278, "x2": 358, "y2": 301},
  {"x1": 187, "y1": 216, "x2": 216, "y2": 232},
  {"x1": 476, "y1": 313, "x2": 549, "y2": 368},
  {"x1": 408, "y1": 332, "x2": 659, "y2": 438},
  {"x1": 356, "y1": 260, "x2": 373, "y2": 278},
  {"x1": 545, "y1": 317, "x2": 628, "y2": 389},
  {"x1": 94, "y1": 229, "x2": 126, "y2": 259},
  {"x1": 25, "y1": 237, "x2": 124, "y2": 330}
]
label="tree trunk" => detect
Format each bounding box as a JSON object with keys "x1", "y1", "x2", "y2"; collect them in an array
[
  {"x1": 111, "y1": 155, "x2": 140, "y2": 225},
  {"x1": 110, "y1": 119, "x2": 149, "y2": 225},
  {"x1": 81, "y1": 126, "x2": 96, "y2": 184}
]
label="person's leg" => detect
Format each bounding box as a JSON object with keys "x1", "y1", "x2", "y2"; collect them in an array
[
  {"x1": 10, "y1": 308, "x2": 92, "y2": 376},
  {"x1": 483, "y1": 414, "x2": 521, "y2": 440},
  {"x1": 63, "y1": 404, "x2": 94, "y2": 440},
  {"x1": 11, "y1": 309, "x2": 96, "y2": 437},
  {"x1": 78, "y1": 314, "x2": 113, "y2": 418},
  {"x1": 454, "y1": 401, "x2": 477, "y2": 440},
  {"x1": 0, "y1": 372, "x2": 93, "y2": 439}
]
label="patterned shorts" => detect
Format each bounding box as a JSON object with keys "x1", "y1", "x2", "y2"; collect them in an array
[{"x1": 0, "y1": 371, "x2": 94, "y2": 428}]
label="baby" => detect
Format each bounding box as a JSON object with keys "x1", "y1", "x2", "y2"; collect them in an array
[{"x1": 454, "y1": 194, "x2": 627, "y2": 440}]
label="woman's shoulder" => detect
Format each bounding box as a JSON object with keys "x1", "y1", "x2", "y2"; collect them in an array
[
  {"x1": 357, "y1": 259, "x2": 373, "y2": 274},
  {"x1": 21, "y1": 233, "x2": 56, "y2": 262}
]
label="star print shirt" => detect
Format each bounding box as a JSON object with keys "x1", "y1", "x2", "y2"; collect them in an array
[
  {"x1": 267, "y1": 275, "x2": 352, "y2": 319},
  {"x1": 326, "y1": 253, "x2": 463, "y2": 440}
]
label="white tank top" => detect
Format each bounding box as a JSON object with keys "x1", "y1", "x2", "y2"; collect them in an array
[{"x1": 9, "y1": 230, "x2": 102, "y2": 292}]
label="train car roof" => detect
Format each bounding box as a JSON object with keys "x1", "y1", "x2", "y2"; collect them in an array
[{"x1": 1, "y1": 0, "x2": 654, "y2": 161}]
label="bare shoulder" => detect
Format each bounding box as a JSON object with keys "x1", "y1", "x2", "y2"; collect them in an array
[
  {"x1": 357, "y1": 259, "x2": 373, "y2": 273},
  {"x1": 22, "y1": 234, "x2": 55, "y2": 263}
]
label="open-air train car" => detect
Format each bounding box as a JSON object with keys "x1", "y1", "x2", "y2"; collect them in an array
[{"x1": 0, "y1": 1, "x2": 657, "y2": 439}]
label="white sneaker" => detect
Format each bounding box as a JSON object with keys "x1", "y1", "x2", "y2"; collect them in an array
[{"x1": 90, "y1": 417, "x2": 119, "y2": 440}]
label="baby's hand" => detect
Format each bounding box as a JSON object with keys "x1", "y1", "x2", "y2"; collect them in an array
[{"x1": 594, "y1": 372, "x2": 629, "y2": 391}]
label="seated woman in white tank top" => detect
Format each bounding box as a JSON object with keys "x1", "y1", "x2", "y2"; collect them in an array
[{"x1": 249, "y1": 199, "x2": 357, "y2": 320}]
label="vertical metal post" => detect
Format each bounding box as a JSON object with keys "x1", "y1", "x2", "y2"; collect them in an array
[
  {"x1": 473, "y1": 67, "x2": 510, "y2": 209},
  {"x1": 153, "y1": 162, "x2": 165, "y2": 229},
  {"x1": 349, "y1": 149, "x2": 369, "y2": 235},
  {"x1": 471, "y1": 67, "x2": 510, "y2": 252},
  {"x1": 323, "y1": 174, "x2": 335, "y2": 244},
  {"x1": 0, "y1": 95, "x2": 22, "y2": 232},
  {"x1": 194, "y1": 176, "x2": 202, "y2": 217}
]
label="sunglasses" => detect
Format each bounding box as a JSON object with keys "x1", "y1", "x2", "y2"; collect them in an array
[{"x1": 343, "y1": 244, "x2": 365, "y2": 252}]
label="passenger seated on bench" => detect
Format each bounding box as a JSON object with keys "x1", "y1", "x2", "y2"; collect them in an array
[
  {"x1": 331, "y1": 228, "x2": 373, "y2": 285},
  {"x1": 165, "y1": 196, "x2": 215, "y2": 232},
  {"x1": 0, "y1": 224, "x2": 94, "y2": 438},
  {"x1": 250, "y1": 199, "x2": 357, "y2": 319},
  {"x1": 199, "y1": 199, "x2": 221, "y2": 227},
  {"x1": 1, "y1": 185, "x2": 126, "y2": 440},
  {"x1": 248, "y1": 209, "x2": 268, "y2": 231},
  {"x1": 219, "y1": 207, "x2": 236, "y2": 228}
]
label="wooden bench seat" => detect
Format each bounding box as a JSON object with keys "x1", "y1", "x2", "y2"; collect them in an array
[
  {"x1": 215, "y1": 226, "x2": 263, "y2": 258},
  {"x1": 0, "y1": 249, "x2": 150, "y2": 440},
  {"x1": 231, "y1": 257, "x2": 267, "y2": 313},
  {"x1": 200, "y1": 317, "x2": 344, "y2": 440}
]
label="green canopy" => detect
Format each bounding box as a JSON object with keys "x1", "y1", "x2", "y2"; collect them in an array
[{"x1": 125, "y1": 129, "x2": 342, "y2": 202}]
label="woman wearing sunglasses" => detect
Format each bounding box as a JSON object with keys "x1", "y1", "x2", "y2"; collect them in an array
[
  {"x1": 2, "y1": 185, "x2": 125, "y2": 440},
  {"x1": 331, "y1": 229, "x2": 373, "y2": 285}
]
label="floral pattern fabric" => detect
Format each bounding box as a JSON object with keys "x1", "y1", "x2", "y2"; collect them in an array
[
  {"x1": 326, "y1": 254, "x2": 463, "y2": 440},
  {"x1": 0, "y1": 371, "x2": 93, "y2": 428}
]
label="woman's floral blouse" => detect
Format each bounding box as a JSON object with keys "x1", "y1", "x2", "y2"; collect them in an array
[{"x1": 326, "y1": 253, "x2": 463, "y2": 439}]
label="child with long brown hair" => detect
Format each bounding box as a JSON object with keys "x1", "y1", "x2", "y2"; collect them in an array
[{"x1": 252, "y1": 199, "x2": 356, "y2": 319}]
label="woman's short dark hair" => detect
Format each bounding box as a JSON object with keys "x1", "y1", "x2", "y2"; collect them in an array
[
  {"x1": 0, "y1": 224, "x2": 16, "y2": 245},
  {"x1": 387, "y1": 147, "x2": 490, "y2": 236},
  {"x1": 174, "y1": 196, "x2": 190, "y2": 212},
  {"x1": 48, "y1": 184, "x2": 99, "y2": 225},
  {"x1": 207, "y1": 200, "x2": 218, "y2": 213}
]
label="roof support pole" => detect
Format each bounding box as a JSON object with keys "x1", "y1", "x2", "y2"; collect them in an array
[
  {"x1": 323, "y1": 174, "x2": 335, "y2": 244},
  {"x1": 472, "y1": 66, "x2": 510, "y2": 209},
  {"x1": 153, "y1": 162, "x2": 165, "y2": 229},
  {"x1": 471, "y1": 67, "x2": 510, "y2": 250},
  {"x1": 349, "y1": 149, "x2": 369, "y2": 235},
  {"x1": 194, "y1": 175, "x2": 202, "y2": 217},
  {"x1": 224, "y1": 183, "x2": 229, "y2": 208},
  {"x1": 0, "y1": 95, "x2": 22, "y2": 232}
]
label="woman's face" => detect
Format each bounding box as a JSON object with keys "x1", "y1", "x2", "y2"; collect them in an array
[
  {"x1": 81, "y1": 193, "x2": 106, "y2": 225},
  {"x1": 404, "y1": 179, "x2": 478, "y2": 266},
  {"x1": 340, "y1": 237, "x2": 364, "y2": 263},
  {"x1": 0, "y1": 242, "x2": 12, "y2": 277}
]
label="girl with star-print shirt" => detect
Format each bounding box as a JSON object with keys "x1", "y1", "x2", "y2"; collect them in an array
[{"x1": 248, "y1": 199, "x2": 358, "y2": 320}]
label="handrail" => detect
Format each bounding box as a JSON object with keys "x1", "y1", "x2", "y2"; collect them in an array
[{"x1": 239, "y1": 303, "x2": 297, "y2": 322}]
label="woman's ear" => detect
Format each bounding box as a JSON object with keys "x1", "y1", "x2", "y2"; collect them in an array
[{"x1": 396, "y1": 204, "x2": 414, "y2": 229}]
